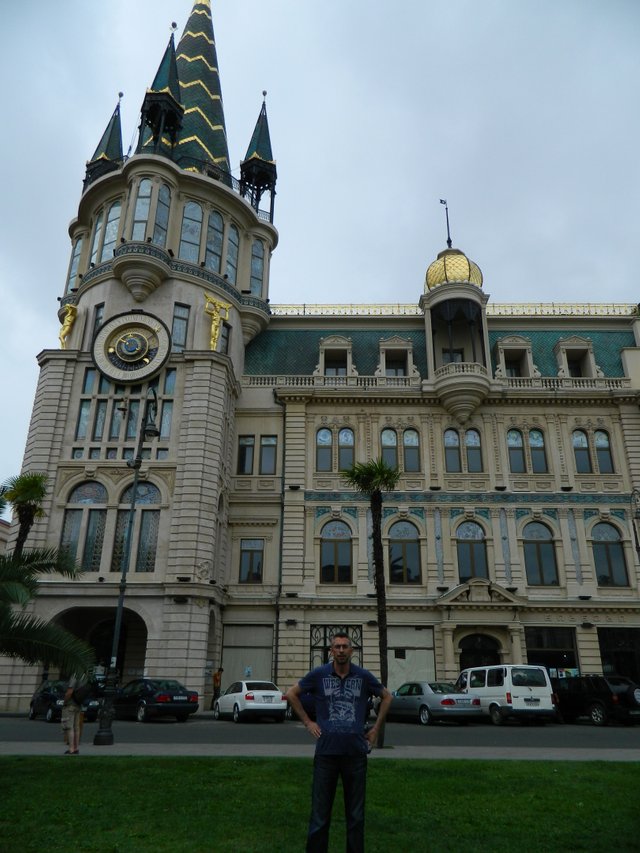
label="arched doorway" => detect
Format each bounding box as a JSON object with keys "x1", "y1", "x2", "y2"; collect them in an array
[{"x1": 459, "y1": 633, "x2": 501, "y2": 669}]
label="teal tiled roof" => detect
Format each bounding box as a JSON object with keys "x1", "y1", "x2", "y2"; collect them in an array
[
  {"x1": 245, "y1": 329, "x2": 428, "y2": 376},
  {"x1": 488, "y1": 330, "x2": 635, "y2": 377}
]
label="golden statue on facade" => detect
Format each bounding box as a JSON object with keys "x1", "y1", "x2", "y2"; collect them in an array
[
  {"x1": 59, "y1": 304, "x2": 78, "y2": 350},
  {"x1": 204, "y1": 294, "x2": 230, "y2": 351}
]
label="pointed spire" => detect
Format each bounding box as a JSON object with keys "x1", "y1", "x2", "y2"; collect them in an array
[
  {"x1": 137, "y1": 29, "x2": 184, "y2": 156},
  {"x1": 175, "y1": 0, "x2": 230, "y2": 174},
  {"x1": 84, "y1": 95, "x2": 124, "y2": 188},
  {"x1": 240, "y1": 92, "x2": 277, "y2": 222}
]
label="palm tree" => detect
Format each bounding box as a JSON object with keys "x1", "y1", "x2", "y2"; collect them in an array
[
  {"x1": 342, "y1": 458, "x2": 400, "y2": 744},
  {"x1": 1, "y1": 473, "x2": 49, "y2": 558},
  {"x1": 0, "y1": 548, "x2": 94, "y2": 675}
]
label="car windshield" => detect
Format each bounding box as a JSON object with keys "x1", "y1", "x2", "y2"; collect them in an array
[
  {"x1": 429, "y1": 682, "x2": 457, "y2": 694},
  {"x1": 149, "y1": 680, "x2": 185, "y2": 691},
  {"x1": 606, "y1": 676, "x2": 633, "y2": 693},
  {"x1": 246, "y1": 682, "x2": 278, "y2": 691},
  {"x1": 511, "y1": 667, "x2": 547, "y2": 687}
]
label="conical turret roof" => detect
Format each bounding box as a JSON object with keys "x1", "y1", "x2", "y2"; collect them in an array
[
  {"x1": 84, "y1": 98, "x2": 124, "y2": 187},
  {"x1": 175, "y1": 0, "x2": 230, "y2": 172},
  {"x1": 243, "y1": 96, "x2": 275, "y2": 165}
]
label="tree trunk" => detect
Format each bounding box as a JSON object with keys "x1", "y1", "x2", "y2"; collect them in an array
[{"x1": 370, "y1": 488, "x2": 388, "y2": 747}]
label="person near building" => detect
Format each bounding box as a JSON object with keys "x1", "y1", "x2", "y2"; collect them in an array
[
  {"x1": 286, "y1": 632, "x2": 392, "y2": 853},
  {"x1": 61, "y1": 675, "x2": 84, "y2": 755},
  {"x1": 211, "y1": 667, "x2": 224, "y2": 709}
]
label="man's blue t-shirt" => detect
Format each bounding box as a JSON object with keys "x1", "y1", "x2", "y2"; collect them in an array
[{"x1": 298, "y1": 663, "x2": 384, "y2": 756}]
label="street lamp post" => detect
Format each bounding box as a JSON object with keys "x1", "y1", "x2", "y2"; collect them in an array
[
  {"x1": 632, "y1": 489, "x2": 640, "y2": 563},
  {"x1": 94, "y1": 387, "x2": 160, "y2": 746}
]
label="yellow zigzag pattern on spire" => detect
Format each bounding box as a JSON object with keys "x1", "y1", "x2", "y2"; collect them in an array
[
  {"x1": 142, "y1": 134, "x2": 227, "y2": 165},
  {"x1": 177, "y1": 53, "x2": 217, "y2": 73},
  {"x1": 180, "y1": 79, "x2": 221, "y2": 102},
  {"x1": 180, "y1": 30, "x2": 214, "y2": 45},
  {"x1": 184, "y1": 106, "x2": 224, "y2": 133}
]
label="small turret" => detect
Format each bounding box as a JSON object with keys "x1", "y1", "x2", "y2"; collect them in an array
[
  {"x1": 136, "y1": 29, "x2": 184, "y2": 157},
  {"x1": 240, "y1": 92, "x2": 277, "y2": 222},
  {"x1": 84, "y1": 96, "x2": 124, "y2": 189}
]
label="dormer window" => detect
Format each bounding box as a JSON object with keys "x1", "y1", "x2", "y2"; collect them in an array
[
  {"x1": 494, "y1": 336, "x2": 535, "y2": 379},
  {"x1": 555, "y1": 336, "x2": 598, "y2": 378},
  {"x1": 315, "y1": 336, "x2": 356, "y2": 378}
]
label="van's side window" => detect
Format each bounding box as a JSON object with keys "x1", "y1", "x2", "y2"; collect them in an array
[
  {"x1": 487, "y1": 668, "x2": 504, "y2": 686},
  {"x1": 469, "y1": 670, "x2": 486, "y2": 688}
]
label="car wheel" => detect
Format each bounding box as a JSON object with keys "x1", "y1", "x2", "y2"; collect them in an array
[
  {"x1": 285, "y1": 704, "x2": 293, "y2": 720},
  {"x1": 588, "y1": 702, "x2": 607, "y2": 726},
  {"x1": 136, "y1": 702, "x2": 148, "y2": 723},
  {"x1": 489, "y1": 705, "x2": 504, "y2": 726},
  {"x1": 213, "y1": 702, "x2": 221, "y2": 720},
  {"x1": 28, "y1": 704, "x2": 36, "y2": 720},
  {"x1": 233, "y1": 704, "x2": 243, "y2": 723},
  {"x1": 45, "y1": 706, "x2": 56, "y2": 723},
  {"x1": 418, "y1": 705, "x2": 431, "y2": 726},
  {"x1": 176, "y1": 714, "x2": 188, "y2": 723}
]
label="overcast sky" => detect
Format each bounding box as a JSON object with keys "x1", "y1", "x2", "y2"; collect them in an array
[{"x1": 1, "y1": 0, "x2": 639, "y2": 506}]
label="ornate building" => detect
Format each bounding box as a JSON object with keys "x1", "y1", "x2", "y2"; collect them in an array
[{"x1": 3, "y1": 0, "x2": 640, "y2": 710}]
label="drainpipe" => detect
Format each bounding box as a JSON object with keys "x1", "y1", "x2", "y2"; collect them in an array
[{"x1": 273, "y1": 389, "x2": 286, "y2": 684}]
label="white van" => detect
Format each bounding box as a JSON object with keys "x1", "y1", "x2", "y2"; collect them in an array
[{"x1": 455, "y1": 665, "x2": 558, "y2": 725}]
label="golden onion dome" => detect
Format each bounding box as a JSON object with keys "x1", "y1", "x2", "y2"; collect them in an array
[{"x1": 425, "y1": 248, "x2": 483, "y2": 290}]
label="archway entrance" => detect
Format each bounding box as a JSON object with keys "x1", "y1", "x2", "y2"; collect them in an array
[{"x1": 459, "y1": 633, "x2": 501, "y2": 669}]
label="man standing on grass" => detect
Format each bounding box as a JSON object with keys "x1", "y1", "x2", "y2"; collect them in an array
[{"x1": 286, "y1": 631, "x2": 392, "y2": 853}]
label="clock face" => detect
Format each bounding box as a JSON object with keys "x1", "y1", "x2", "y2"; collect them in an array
[{"x1": 92, "y1": 312, "x2": 171, "y2": 383}]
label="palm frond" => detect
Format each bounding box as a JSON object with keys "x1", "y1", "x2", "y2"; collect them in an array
[
  {"x1": 341, "y1": 458, "x2": 401, "y2": 494},
  {"x1": 0, "y1": 609, "x2": 94, "y2": 676},
  {"x1": 0, "y1": 548, "x2": 80, "y2": 581}
]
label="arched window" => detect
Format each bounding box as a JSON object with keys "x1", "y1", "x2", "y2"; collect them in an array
[
  {"x1": 89, "y1": 210, "x2": 104, "y2": 265},
  {"x1": 529, "y1": 429, "x2": 548, "y2": 474},
  {"x1": 389, "y1": 521, "x2": 421, "y2": 584},
  {"x1": 111, "y1": 482, "x2": 161, "y2": 574},
  {"x1": 381, "y1": 429, "x2": 398, "y2": 468},
  {"x1": 152, "y1": 184, "x2": 171, "y2": 247},
  {"x1": 316, "y1": 428, "x2": 333, "y2": 472},
  {"x1": 60, "y1": 482, "x2": 108, "y2": 572},
  {"x1": 131, "y1": 178, "x2": 152, "y2": 240},
  {"x1": 595, "y1": 430, "x2": 614, "y2": 474},
  {"x1": 338, "y1": 428, "x2": 355, "y2": 471},
  {"x1": 507, "y1": 429, "x2": 525, "y2": 473},
  {"x1": 456, "y1": 521, "x2": 488, "y2": 582},
  {"x1": 179, "y1": 201, "x2": 203, "y2": 263},
  {"x1": 444, "y1": 429, "x2": 461, "y2": 473},
  {"x1": 592, "y1": 522, "x2": 628, "y2": 587},
  {"x1": 205, "y1": 210, "x2": 224, "y2": 272},
  {"x1": 100, "y1": 201, "x2": 122, "y2": 262},
  {"x1": 65, "y1": 236, "x2": 84, "y2": 294},
  {"x1": 320, "y1": 520, "x2": 352, "y2": 584},
  {"x1": 523, "y1": 522, "x2": 558, "y2": 585},
  {"x1": 250, "y1": 239, "x2": 265, "y2": 295},
  {"x1": 572, "y1": 429, "x2": 592, "y2": 474},
  {"x1": 403, "y1": 429, "x2": 420, "y2": 473},
  {"x1": 225, "y1": 223, "x2": 239, "y2": 284},
  {"x1": 465, "y1": 429, "x2": 483, "y2": 473}
]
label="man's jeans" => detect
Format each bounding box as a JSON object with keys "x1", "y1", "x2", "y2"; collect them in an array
[{"x1": 306, "y1": 753, "x2": 367, "y2": 853}]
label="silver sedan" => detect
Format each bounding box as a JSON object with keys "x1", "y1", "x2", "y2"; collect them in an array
[{"x1": 387, "y1": 681, "x2": 483, "y2": 725}]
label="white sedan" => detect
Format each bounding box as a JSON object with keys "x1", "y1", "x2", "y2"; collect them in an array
[{"x1": 213, "y1": 680, "x2": 287, "y2": 723}]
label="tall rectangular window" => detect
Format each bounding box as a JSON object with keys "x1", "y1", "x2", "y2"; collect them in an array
[
  {"x1": 172, "y1": 304, "x2": 190, "y2": 352},
  {"x1": 259, "y1": 436, "x2": 277, "y2": 475},
  {"x1": 75, "y1": 400, "x2": 91, "y2": 440},
  {"x1": 219, "y1": 322, "x2": 231, "y2": 355},
  {"x1": 237, "y1": 436, "x2": 255, "y2": 474},
  {"x1": 239, "y1": 539, "x2": 264, "y2": 583}
]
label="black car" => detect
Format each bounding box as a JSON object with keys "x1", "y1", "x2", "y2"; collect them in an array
[
  {"x1": 28, "y1": 679, "x2": 101, "y2": 722},
  {"x1": 552, "y1": 675, "x2": 640, "y2": 726},
  {"x1": 113, "y1": 677, "x2": 199, "y2": 722}
]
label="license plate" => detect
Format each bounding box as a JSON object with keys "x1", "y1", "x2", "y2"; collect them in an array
[
  {"x1": 524, "y1": 697, "x2": 540, "y2": 704},
  {"x1": 173, "y1": 696, "x2": 187, "y2": 701},
  {"x1": 262, "y1": 696, "x2": 273, "y2": 703},
  {"x1": 457, "y1": 699, "x2": 471, "y2": 705}
]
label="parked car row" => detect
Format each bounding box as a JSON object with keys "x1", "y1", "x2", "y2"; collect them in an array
[{"x1": 29, "y1": 670, "x2": 640, "y2": 728}]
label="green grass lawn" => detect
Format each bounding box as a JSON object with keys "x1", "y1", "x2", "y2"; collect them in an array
[{"x1": 2, "y1": 757, "x2": 638, "y2": 852}]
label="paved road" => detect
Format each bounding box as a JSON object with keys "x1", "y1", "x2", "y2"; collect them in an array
[{"x1": 1, "y1": 713, "x2": 639, "y2": 760}]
